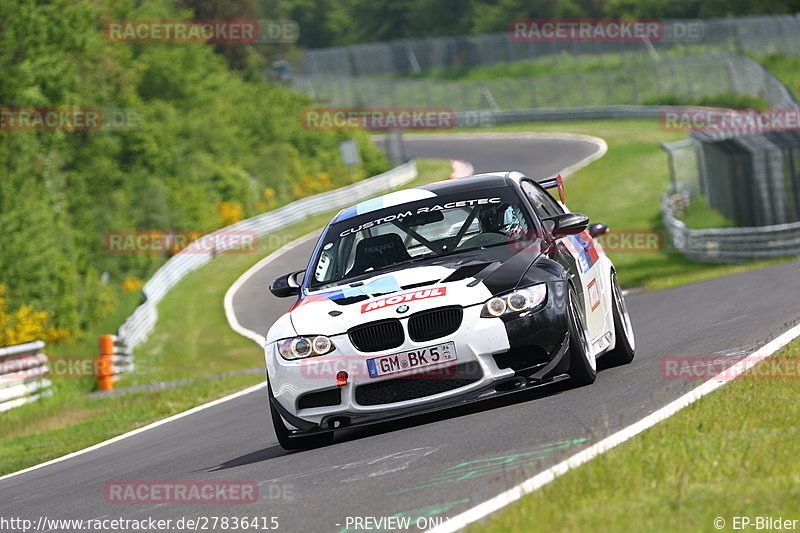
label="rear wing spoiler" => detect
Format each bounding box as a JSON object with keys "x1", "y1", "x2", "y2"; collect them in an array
[{"x1": 538, "y1": 174, "x2": 565, "y2": 204}]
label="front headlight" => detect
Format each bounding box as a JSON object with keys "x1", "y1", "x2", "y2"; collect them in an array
[
  {"x1": 276, "y1": 335, "x2": 336, "y2": 360},
  {"x1": 481, "y1": 285, "x2": 547, "y2": 317}
]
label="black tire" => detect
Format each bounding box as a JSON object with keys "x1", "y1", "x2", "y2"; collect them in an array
[
  {"x1": 269, "y1": 387, "x2": 334, "y2": 450},
  {"x1": 567, "y1": 286, "x2": 596, "y2": 386},
  {"x1": 604, "y1": 271, "x2": 636, "y2": 366}
]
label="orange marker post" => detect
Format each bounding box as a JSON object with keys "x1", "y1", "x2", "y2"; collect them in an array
[{"x1": 97, "y1": 334, "x2": 116, "y2": 391}]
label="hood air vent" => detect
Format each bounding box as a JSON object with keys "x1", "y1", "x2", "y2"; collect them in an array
[{"x1": 440, "y1": 262, "x2": 493, "y2": 283}]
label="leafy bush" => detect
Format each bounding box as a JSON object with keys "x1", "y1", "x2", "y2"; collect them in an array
[
  {"x1": 0, "y1": 285, "x2": 71, "y2": 346},
  {"x1": 0, "y1": 0, "x2": 389, "y2": 337}
]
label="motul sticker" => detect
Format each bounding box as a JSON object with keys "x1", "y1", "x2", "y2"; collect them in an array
[
  {"x1": 361, "y1": 287, "x2": 446, "y2": 313},
  {"x1": 587, "y1": 278, "x2": 601, "y2": 311}
]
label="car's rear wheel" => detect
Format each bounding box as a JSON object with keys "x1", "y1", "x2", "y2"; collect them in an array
[
  {"x1": 567, "y1": 286, "x2": 596, "y2": 386},
  {"x1": 269, "y1": 386, "x2": 334, "y2": 450},
  {"x1": 604, "y1": 271, "x2": 635, "y2": 366}
]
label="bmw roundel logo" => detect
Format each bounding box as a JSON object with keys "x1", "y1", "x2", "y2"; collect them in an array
[{"x1": 396, "y1": 305, "x2": 409, "y2": 314}]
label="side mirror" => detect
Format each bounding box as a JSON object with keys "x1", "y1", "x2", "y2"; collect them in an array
[
  {"x1": 542, "y1": 213, "x2": 590, "y2": 237},
  {"x1": 269, "y1": 270, "x2": 305, "y2": 298},
  {"x1": 588, "y1": 222, "x2": 609, "y2": 238}
]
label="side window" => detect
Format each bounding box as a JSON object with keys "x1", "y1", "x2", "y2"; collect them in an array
[
  {"x1": 521, "y1": 181, "x2": 564, "y2": 219},
  {"x1": 505, "y1": 205, "x2": 529, "y2": 233}
]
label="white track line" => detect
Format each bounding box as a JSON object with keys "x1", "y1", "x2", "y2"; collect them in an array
[
  {"x1": 224, "y1": 159, "x2": 475, "y2": 346},
  {"x1": 428, "y1": 323, "x2": 800, "y2": 533},
  {"x1": 0, "y1": 382, "x2": 266, "y2": 483},
  {"x1": 223, "y1": 134, "x2": 605, "y2": 348},
  {"x1": 223, "y1": 231, "x2": 322, "y2": 347},
  {"x1": 0, "y1": 234, "x2": 321, "y2": 484},
  {"x1": 450, "y1": 159, "x2": 474, "y2": 178},
  {"x1": 552, "y1": 136, "x2": 607, "y2": 179},
  {"x1": 408, "y1": 132, "x2": 607, "y2": 180}
]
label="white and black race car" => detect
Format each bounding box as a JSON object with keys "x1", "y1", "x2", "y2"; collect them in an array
[{"x1": 265, "y1": 171, "x2": 635, "y2": 449}]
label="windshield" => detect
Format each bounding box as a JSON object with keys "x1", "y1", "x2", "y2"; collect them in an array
[{"x1": 309, "y1": 187, "x2": 535, "y2": 289}]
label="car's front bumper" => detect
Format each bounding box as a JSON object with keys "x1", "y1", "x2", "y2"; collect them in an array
[
  {"x1": 269, "y1": 331, "x2": 571, "y2": 438},
  {"x1": 265, "y1": 281, "x2": 571, "y2": 434}
]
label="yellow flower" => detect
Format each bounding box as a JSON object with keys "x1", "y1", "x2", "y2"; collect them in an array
[
  {"x1": 0, "y1": 284, "x2": 72, "y2": 345},
  {"x1": 122, "y1": 277, "x2": 144, "y2": 293},
  {"x1": 218, "y1": 201, "x2": 244, "y2": 226}
]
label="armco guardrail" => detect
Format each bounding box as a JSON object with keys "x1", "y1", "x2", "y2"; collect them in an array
[
  {"x1": 661, "y1": 193, "x2": 800, "y2": 262},
  {"x1": 117, "y1": 160, "x2": 418, "y2": 355},
  {"x1": 0, "y1": 341, "x2": 52, "y2": 412}
]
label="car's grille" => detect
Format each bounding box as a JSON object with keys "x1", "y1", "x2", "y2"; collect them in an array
[
  {"x1": 408, "y1": 306, "x2": 463, "y2": 342},
  {"x1": 348, "y1": 319, "x2": 404, "y2": 352},
  {"x1": 298, "y1": 388, "x2": 341, "y2": 409},
  {"x1": 355, "y1": 363, "x2": 482, "y2": 406}
]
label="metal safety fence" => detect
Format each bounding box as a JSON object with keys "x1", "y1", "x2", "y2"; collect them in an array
[
  {"x1": 662, "y1": 129, "x2": 800, "y2": 262},
  {"x1": 296, "y1": 31, "x2": 800, "y2": 263},
  {"x1": 292, "y1": 54, "x2": 792, "y2": 112},
  {"x1": 299, "y1": 14, "x2": 800, "y2": 77},
  {"x1": 656, "y1": 49, "x2": 800, "y2": 231},
  {"x1": 696, "y1": 132, "x2": 800, "y2": 226},
  {"x1": 116, "y1": 161, "x2": 418, "y2": 356}
]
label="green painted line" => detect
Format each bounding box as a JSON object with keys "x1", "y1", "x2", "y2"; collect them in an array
[{"x1": 389, "y1": 438, "x2": 589, "y2": 495}]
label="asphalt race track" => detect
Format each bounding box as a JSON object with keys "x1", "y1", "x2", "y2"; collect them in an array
[
  {"x1": 375, "y1": 133, "x2": 603, "y2": 177},
  {"x1": 2, "y1": 134, "x2": 799, "y2": 532}
]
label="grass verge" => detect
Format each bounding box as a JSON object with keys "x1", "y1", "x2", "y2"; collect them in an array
[
  {"x1": 474, "y1": 337, "x2": 800, "y2": 533},
  {"x1": 398, "y1": 48, "x2": 717, "y2": 81},
  {"x1": 0, "y1": 374, "x2": 262, "y2": 476},
  {"x1": 0, "y1": 159, "x2": 452, "y2": 476},
  {"x1": 681, "y1": 196, "x2": 736, "y2": 230}
]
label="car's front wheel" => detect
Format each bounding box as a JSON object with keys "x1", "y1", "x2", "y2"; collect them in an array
[
  {"x1": 269, "y1": 386, "x2": 334, "y2": 450},
  {"x1": 603, "y1": 271, "x2": 635, "y2": 366},
  {"x1": 567, "y1": 286, "x2": 596, "y2": 386}
]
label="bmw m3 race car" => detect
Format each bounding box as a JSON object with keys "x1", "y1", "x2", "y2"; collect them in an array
[{"x1": 265, "y1": 171, "x2": 635, "y2": 449}]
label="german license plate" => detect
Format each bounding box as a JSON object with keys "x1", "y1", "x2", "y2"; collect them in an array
[{"x1": 366, "y1": 342, "x2": 457, "y2": 378}]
